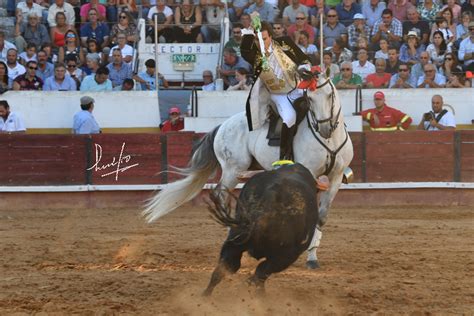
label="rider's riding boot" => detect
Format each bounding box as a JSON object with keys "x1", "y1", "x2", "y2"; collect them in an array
[{"x1": 279, "y1": 124, "x2": 296, "y2": 162}]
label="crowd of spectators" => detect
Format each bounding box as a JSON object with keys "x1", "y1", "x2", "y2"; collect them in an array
[{"x1": 0, "y1": 0, "x2": 473, "y2": 94}]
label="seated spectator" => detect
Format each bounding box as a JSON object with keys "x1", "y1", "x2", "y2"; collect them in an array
[
  {"x1": 417, "y1": 63, "x2": 446, "y2": 88},
  {"x1": 324, "y1": 38, "x2": 353, "y2": 66},
  {"x1": 385, "y1": 46, "x2": 401, "y2": 74},
  {"x1": 218, "y1": 47, "x2": 252, "y2": 87},
  {"x1": 461, "y1": 0, "x2": 474, "y2": 17},
  {"x1": 85, "y1": 38, "x2": 108, "y2": 66},
  {"x1": 40, "y1": 43, "x2": 58, "y2": 64},
  {"x1": 14, "y1": 13, "x2": 50, "y2": 52},
  {"x1": 227, "y1": 68, "x2": 253, "y2": 91},
  {"x1": 116, "y1": 0, "x2": 139, "y2": 18},
  {"x1": 133, "y1": 59, "x2": 169, "y2": 90},
  {"x1": 240, "y1": 13, "x2": 253, "y2": 33},
  {"x1": 43, "y1": 62, "x2": 76, "y2": 91},
  {"x1": 65, "y1": 56, "x2": 82, "y2": 89},
  {"x1": 321, "y1": 51, "x2": 340, "y2": 80},
  {"x1": 446, "y1": 72, "x2": 470, "y2": 88},
  {"x1": 247, "y1": 0, "x2": 276, "y2": 24},
  {"x1": 160, "y1": 107, "x2": 184, "y2": 133},
  {"x1": 82, "y1": 53, "x2": 101, "y2": 76},
  {"x1": 417, "y1": 95, "x2": 455, "y2": 131},
  {"x1": 441, "y1": 0, "x2": 461, "y2": 23},
  {"x1": 80, "y1": 8, "x2": 110, "y2": 50},
  {"x1": 18, "y1": 42, "x2": 37, "y2": 65},
  {"x1": 113, "y1": 78, "x2": 135, "y2": 91},
  {"x1": 333, "y1": 61, "x2": 363, "y2": 89},
  {"x1": 201, "y1": 0, "x2": 226, "y2": 43},
  {"x1": 371, "y1": 9, "x2": 403, "y2": 50},
  {"x1": 107, "y1": 48, "x2": 133, "y2": 88},
  {"x1": 402, "y1": 7, "x2": 430, "y2": 46},
  {"x1": 225, "y1": 24, "x2": 243, "y2": 56},
  {"x1": 0, "y1": 31, "x2": 17, "y2": 62},
  {"x1": 36, "y1": 50, "x2": 54, "y2": 81},
  {"x1": 80, "y1": 66, "x2": 113, "y2": 91},
  {"x1": 361, "y1": 91, "x2": 412, "y2": 131},
  {"x1": 399, "y1": 31, "x2": 426, "y2": 66},
  {"x1": 48, "y1": 0, "x2": 75, "y2": 28},
  {"x1": 16, "y1": 0, "x2": 44, "y2": 23},
  {"x1": 365, "y1": 58, "x2": 391, "y2": 88},
  {"x1": 173, "y1": 0, "x2": 203, "y2": 43},
  {"x1": 430, "y1": 16, "x2": 455, "y2": 48},
  {"x1": 417, "y1": 0, "x2": 441, "y2": 24},
  {"x1": 201, "y1": 70, "x2": 216, "y2": 91},
  {"x1": 0, "y1": 100, "x2": 26, "y2": 133},
  {"x1": 58, "y1": 30, "x2": 85, "y2": 67},
  {"x1": 439, "y1": 52, "x2": 463, "y2": 77},
  {"x1": 389, "y1": 62, "x2": 416, "y2": 88},
  {"x1": 272, "y1": 21, "x2": 286, "y2": 38},
  {"x1": 297, "y1": 31, "x2": 318, "y2": 55},
  {"x1": 388, "y1": 0, "x2": 414, "y2": 24},
  {"x1": 80, "y1": 0, "x2": 106, "y2": 23},
  {"x1": 147, "y1": 0, "x2": 174, "y2": 43},
  {"x1": 110, "y1": 11, "x2": 138, "y2": 45},
  {"x1": 362, "y1": 0, "x2": 386, "y2": 29},
  {"x1": 458, "y1": 22, "x2": 474, "y2": 72},
  {"x1": 0, "y1": 61, "x2": 11, "y2": 92},
  {"x1": 411, "y1": 51, "x2": 430, "y2": 83},
  {"x1": 6, "y1": 49, "x2": 26, "y2": 83},
  {"x1": 282, "y1": 0, "x2": 309, "y2": 27},
  {"x1": 13, "y1": 60, "x2": 43, "y2": 90},
  {"x1": 287, "y1": 12, "x2": 315, "y2": 45},
  {"x1": 109, "y1": 34, "x2": 133, "y2": 64},
  {"x1": 456, "y1": 12, "x2": 472, "y2": 48},
  {"x1": 352, "y1": 48, "x2": 375, "y2": 81},
  {"x1": 73, "y1": 96, "x2": 101, "y2": 134},
  {"x1": 347, "y1": 13, "x2": 370, "y2": 51},
  {"x1": 50, "y1": 12, "x2": 73, "y2": 50},
  {"x1": 322, "y1": 9, "x2": 348, "y2": 48},
  {"x1": 336, "y1": 0, "x2": 362, "y2": 27},
  {"x1": 427, "y1": 30, "x2": 451, "y2": 68},
  {"x1": 228, "y1": 0, "x2": 250, "y2": 23}
]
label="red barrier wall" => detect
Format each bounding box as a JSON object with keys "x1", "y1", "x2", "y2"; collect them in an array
[{"x1": 1, "y1": 131, "x2": 473, "y2": 186}]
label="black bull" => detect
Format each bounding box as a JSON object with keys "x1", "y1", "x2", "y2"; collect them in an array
[{"x1": 203, "y1": 163, "x2": 319, "y2": 296}]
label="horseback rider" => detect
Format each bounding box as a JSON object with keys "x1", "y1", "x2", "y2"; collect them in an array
[{"x1": 240, "y1": 16, "x2": 312, "y2": 164}]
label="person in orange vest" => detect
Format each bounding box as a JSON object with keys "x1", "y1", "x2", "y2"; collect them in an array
[
  {"x1": 361, "y1": 91, "x2": 412, "y2": 131},
  {"x1": 160, "y1": 107, "x2": 184, "y2": 132}
]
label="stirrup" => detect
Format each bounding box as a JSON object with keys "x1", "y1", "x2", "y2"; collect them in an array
[{"x1": 272, "y1": 160, "x2": 294, "y2": 169}]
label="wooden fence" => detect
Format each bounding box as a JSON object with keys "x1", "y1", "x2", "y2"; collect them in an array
[{"x1": 0, "y1": 131, "x2": 473, "y2": 186}]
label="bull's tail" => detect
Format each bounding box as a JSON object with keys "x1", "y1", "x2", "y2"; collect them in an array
[
  {"x1": 207, "y1": 190, "x2": 253, "y2": 243},
  {"x1": 143, "y1": 126, "x2": 221, "y2": 223}
]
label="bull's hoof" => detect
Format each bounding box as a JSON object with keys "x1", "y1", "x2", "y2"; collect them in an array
[{"x1": 306, "y1": 260, "x2": 320, "y2": 269}]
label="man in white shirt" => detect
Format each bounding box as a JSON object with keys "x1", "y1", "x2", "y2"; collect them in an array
[
  {"x1": 458, "y1": 21, "x2": 474, "y2": 71},
  {"x1": 146, "y1": 0, "x2": 174, "y2": 43},
  {"x1": 417, "y1": 95, "x2": 456, "y2": 131},
  {"x1": 47, "y1": 0, "x2": 76, "y2": 28},
  {"x1": 0, "y1": 100, "x2": 26, "y2": 133},
  {"x1": 201, "y1": 70, "x2": 216, "y2": 91},
  {"x1": 109, "y1": 35, "x2": 133, "y2": 63},
  {"x1": 6, "y1": 48, "x2": 26, "y2": 82},
  {"x1": 16, "y1": 0, "x2": 44, "y2": 23},
  {"x1": 352, "y1": 48, "x2": 375, "y2": 81}
]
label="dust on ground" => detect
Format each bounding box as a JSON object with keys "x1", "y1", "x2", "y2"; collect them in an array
[{"x1": 0, "y1": 205, "x2": 473, "y2": 315}]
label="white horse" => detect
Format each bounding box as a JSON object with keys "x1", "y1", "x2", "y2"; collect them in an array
[{"x1": 144, "y1": 75, "x2": 353, "y2": 268}]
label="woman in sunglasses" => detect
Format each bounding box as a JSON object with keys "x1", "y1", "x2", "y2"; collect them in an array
[
  {"x1": 110, "y1": 11, "x2": 138, "y2": 44},
  {"x1": 58, "y1": 29, "x2": 85, "y2": 67}
]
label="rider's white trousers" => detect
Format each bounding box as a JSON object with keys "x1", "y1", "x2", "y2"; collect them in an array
[{"x1": 270, "y1": 89, "x2": 303, "y2": 128}]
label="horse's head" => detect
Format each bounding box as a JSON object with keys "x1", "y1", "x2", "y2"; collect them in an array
[{"x1": 298, "y1": 67, "x2": 341, "y2": 139}]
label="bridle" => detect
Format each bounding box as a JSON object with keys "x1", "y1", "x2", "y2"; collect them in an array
[
  {"x1": 303, "y1": 78, "x2": 349, "y2": 176},
  {"x1": 304, "y1": 78, "x2": 341, "y2": 139}
]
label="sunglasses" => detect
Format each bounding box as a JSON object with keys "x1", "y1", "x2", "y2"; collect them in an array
[
  {"x1": 119, "y1": 15, "x2": 127, "y2": 19},
  {"x1": 341, "y1": 68, "x2": 351, "y2": 71},
  {"x1": 327, "y1": 15, "x2": 337, "y2": 17},
  {"x1": 296, "y1": 17, "x2": 306, "y2": 20},
  {"x1": 399, "y1": 68, "x2": 408, "y2": 72},
  {"x1": 29, "y1": 67, "x2": 37, "y2": 70},
  {"x1": 66, "y1": 34, "x2": 76, "y2": 38},
  {"x1": 67, "y1": 64, "x2": 77, "y2": 68},
  {"x1": 273, "y1": 27, "x2": 281, "y2": 29}
]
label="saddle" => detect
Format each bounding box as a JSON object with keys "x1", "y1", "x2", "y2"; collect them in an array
[{"x1": 266, "y1": 96, "x2": 310, "y2": 146}]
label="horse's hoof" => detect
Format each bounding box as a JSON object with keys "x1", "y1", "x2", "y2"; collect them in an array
[{"x1": 306, "y1": 260, "x2": 320, "y2": 269}]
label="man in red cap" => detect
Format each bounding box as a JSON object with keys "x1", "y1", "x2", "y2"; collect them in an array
[
  {"x1": 160, "y1": 107, "x2": 184, "y2": 132},
  {"x1": 360, "y1": 91, "x2": 412, "y2": 131}
]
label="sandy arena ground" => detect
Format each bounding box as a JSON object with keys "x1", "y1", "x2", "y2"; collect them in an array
[{"x1": 0, "y1": 204, "x2": 473, "y2": 315}]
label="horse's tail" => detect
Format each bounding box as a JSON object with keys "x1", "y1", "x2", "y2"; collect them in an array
[{"x1": 143, "y1": 126, "x2": 221, "y2": 223}]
